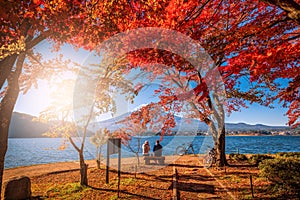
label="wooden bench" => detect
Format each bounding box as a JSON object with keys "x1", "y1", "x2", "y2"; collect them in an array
[{"x1": 144, "y1": 156, "x2": 165, "y2": 165}]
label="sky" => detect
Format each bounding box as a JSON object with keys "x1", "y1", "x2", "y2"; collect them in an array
[
  {"x1": 13, "y1": 43, "x2": 289, "y2": 126},
  {"x1": 14, "y1": 79, "x2": 289, "y2": 126}
]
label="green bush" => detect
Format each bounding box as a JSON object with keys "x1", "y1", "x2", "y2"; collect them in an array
[
  {"x1": 259, "y1": 157, "x2": 300, "y2": 197},
  {"x1": 229, "y1": 153, "x2": 248, "y2": 161},
  {"x1": 276, "y1": 152, "x2": 300, "y2": 159},
  {"x1": 248, "y1": 154, "x2": 273, "y2": 166}
]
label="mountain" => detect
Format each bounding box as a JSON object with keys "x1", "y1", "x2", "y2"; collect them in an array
[
  {"x1": 88, "y1": 111, "x2": 291, "y2": 134},
  {"x1": 8, "y1": 112, "x2": 51, "y2": 138},
  {"x1": 225, "y1": 122, "x2": 287, "y2": 131},
  {"x1": 8, "y1": 112, "x2": 294, "y2": 138},
  {"x1": 88, "y1": 111, "x2": 209, "y2": 133}
]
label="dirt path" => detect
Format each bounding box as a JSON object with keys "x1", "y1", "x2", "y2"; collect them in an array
[
  {"x1": 173, "y1": 155, "x2": 236, "y2": 199},
  {"x1": 3, "y1": 156, "x2": 175, "y2": 182},
  {"x1": 3, "y1": 160, "x2": 97, "y2": 182}
]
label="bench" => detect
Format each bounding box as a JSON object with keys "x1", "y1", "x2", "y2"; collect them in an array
[{"x1": 144, "y1": 156, "x2": 165, "y2": 165}]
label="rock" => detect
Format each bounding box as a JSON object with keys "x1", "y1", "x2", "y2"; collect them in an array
[{"x1": 4, "y1": 176, "x2": 31, "y2": 200}]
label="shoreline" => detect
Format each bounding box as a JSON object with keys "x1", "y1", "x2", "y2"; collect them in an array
[{"x1": 5, "y1": 150, "x2": 300, "y2": 171}]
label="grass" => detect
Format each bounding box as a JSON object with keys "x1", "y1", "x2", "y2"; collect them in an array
[
  {"x1": 32, "y1": 182, "x2": 91, "y2": 200},
  {"x1": 108, "y1": 177, "x2": 137, "y2": 188}
]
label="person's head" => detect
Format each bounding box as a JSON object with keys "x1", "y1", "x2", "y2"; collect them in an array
[
  {"x1": 156, "y1": 140, "x2": 160, "y2": 144},
  {"x1": 145, "y1": 141, "x2": 149, "y2": 145}
]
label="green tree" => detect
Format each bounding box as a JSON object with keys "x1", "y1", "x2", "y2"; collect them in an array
[{"x1": 90, "y1": 128, "x2": 110, "y2": 169}]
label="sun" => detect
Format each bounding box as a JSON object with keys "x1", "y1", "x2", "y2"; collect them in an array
[{"x1": 14, "y1": 80, "x2": 52, "y2": 116}]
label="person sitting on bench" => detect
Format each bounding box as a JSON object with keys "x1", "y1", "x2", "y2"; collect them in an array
[
  {"x1": 153, "y1": 140, "x2": 163, "y2": 157},
  {"x1": 142, "y1": 140, "x2": 150, "y2": 156}
]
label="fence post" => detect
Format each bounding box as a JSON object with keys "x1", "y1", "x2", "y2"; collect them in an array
[
  {"x1": 173, "y1": 166, "x2": 179, "y2": 200},
  {"x1": 250, "y1": 175, "x2": 254, "y2": 198}
]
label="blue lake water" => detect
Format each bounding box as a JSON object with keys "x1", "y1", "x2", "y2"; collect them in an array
[{"x1": 5, "y1": 135, "x2": 300, "y2": 169}]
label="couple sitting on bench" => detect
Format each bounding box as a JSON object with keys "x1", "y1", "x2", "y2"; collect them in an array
[{"x1": 143, "y1": 140, "x2": 164, "y2": 165}]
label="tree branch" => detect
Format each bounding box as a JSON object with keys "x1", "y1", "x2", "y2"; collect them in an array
[{"x1": 262, "y1": 0, "x2": 300, "y2": 24}]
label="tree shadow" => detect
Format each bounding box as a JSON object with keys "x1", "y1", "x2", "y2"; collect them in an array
[
  {"x1": 88, "y1": 186, "x2": 161, "y2": 200},
  {"x1": 31, "y1": 196, "x2": 43, "y2": 200},
  {"x1": 133, "y1": 171, "x2": 173, "y2": 182},
  {"x1": 179, "y1": 174, "x2": 214, "y2": 182},
  {"x1": 174, "y1": 172, "x2": 215, "y2": 195},
  {"x1": 169, "y1": 163, "x2": 202, "y2": 169},
  {"x1": 178, "y1": 182, "x2": 215, "y2": 194},
  {"x1": 227, "y1": 163, "x2": 257, "y2": 167}
]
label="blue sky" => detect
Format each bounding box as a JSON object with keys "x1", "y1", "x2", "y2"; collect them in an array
[
  {"x1": 13, "y1": 43, "x2": 289, "y2": 126},
  {"x1": 126, "y1": 85, "x2": 289, "y2": 126},
  {"x1": 14, "y1": 78, "x2": 289, "y2": 126}
]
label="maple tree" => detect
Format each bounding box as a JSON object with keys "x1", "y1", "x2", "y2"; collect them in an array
[
  {"x1": 0, "y1": 0, "x2": 105, "y2": 191},
  {"x1": 89, "y1": 0, "x2": 299, "y2": 166}
]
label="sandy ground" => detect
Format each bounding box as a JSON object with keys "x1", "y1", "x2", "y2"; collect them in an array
[
  {"x1": 3, "y1": 155, "x2": 188, "y2": 182},
  {"x1": 3, "y1": 160, "x2": 96, "y2": 182}
]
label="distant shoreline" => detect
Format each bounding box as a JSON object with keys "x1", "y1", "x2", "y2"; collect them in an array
[
  {"x1": 8, "y1": 134, "x2": 300, "y2": 139},
  {"x1": 226, "y1": 134, "x2": 300, "y2": 136}
]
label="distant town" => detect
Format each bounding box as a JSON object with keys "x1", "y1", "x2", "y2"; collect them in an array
[
  {"x1": 156, "y1": 129, "x2": 300, "y2": 136},
  {"x1": 225, "y1": 130, "x2": 299, "y2": 136}
]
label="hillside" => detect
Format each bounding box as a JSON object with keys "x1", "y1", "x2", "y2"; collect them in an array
[
  {"x1": 9, "y1": 112, "x2": 92, "y2": 138},
  {"x1": 9, "y1": 112, "x2": 51, "y2": 138}
]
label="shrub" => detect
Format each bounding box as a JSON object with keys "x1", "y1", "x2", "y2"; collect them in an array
[
  {"x1": 276, "y1": 152, "x2": 300, "y2": 159},
  {"x1": 259, "y1": 157, "x2": 300, "y2": 197},
  {"x1": 248, "y1": 154, "x2": 273, "y2": 166},
  {"x1": 45, "y1": 182, "x2": 90, "y2": 199},
  {"x1": 229, "y1": 153, "x2": 248, "y2": 161}
]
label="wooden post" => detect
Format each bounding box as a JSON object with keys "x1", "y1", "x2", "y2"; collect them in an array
[
  {"x1": 117, "y1": 143, "x2": 121, "y2": 198},
  {"x1": 250, "y1": 175, "x2": 254, "y2": 198},
  {"x1": 173, "y1": 166, "x2": 179, "y2": 200},
  {"x1": 106, "y1": 145, "x2": 109, "y2": 184}
]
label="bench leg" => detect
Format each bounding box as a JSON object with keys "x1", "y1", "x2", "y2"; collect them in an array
[{"x1": 158, "y1": 159, "x2": 164, "y2": 165}]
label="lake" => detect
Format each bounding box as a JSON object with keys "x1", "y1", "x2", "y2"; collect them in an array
[{"x1": 5, "y1": 135, "x2": 300, "y2": 169}]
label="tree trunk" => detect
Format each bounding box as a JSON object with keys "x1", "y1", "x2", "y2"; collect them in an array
[
  {"x1": 0, "y1": 82, "x2": 20, "y2": 195},
  {"x1": 215, "y1": 126, "x2": 227, "y2": 167},
  {"x1": 0, "y1": 53, "x2": 24, "y2": 196},
  {"x1": 69, "y1": 137, "x2": 89, "y2": 186},
  {"x1": 135, "y1": 152, "x2": 140, "y2": 166},
  {"x1": 79, "y1": 152, "x2": 88, "y2": 186},
  {"x1": 96, "y1": 159, "x2": 101, "y2": 169},
  {"x1": 0, "y1": 55, "x2": 18, "y2": 89},
  {"x1": 96, "y1": 147, "x2": 101, "y2": 169}
]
